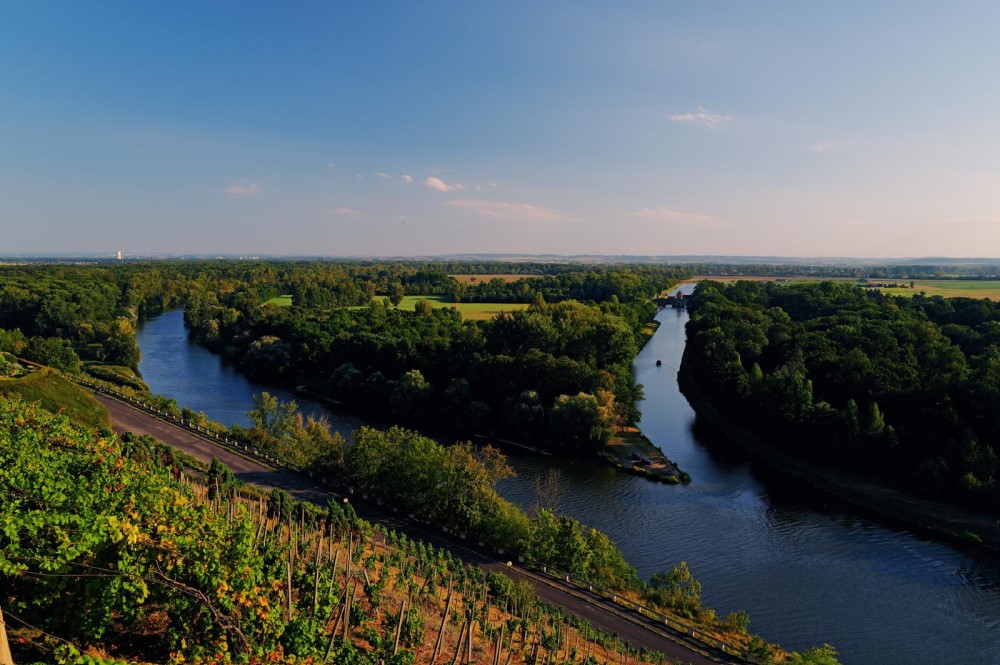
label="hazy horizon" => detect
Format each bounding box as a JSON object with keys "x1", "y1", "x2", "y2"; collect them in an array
[{"x1": 3, "y1": 2, "x2": 1000, "y2": 257}]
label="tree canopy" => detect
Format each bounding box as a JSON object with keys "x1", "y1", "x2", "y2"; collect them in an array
[{"x1": 685, "y1": 280, "x2": 1000, "y2": 512}]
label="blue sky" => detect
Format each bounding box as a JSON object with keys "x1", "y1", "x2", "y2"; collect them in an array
[{"x1": 2, "y1": 1, "x2": 1000, "y2": 257}]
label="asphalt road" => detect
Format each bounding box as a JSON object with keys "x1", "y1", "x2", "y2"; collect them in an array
[{"x1": 97, "y1": 394, "x2": 738, "y2": 665}]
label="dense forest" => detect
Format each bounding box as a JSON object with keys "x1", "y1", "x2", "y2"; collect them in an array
[
  {"x1": 182, "y1": 265, "x2": 682, "y2": 451},
  {"x1": 683, "y1": 281, "x2": 1000, "y2": 513}
]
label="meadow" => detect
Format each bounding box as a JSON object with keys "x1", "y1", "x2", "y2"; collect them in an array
[
  {"x1": 263, "y1": 294, "x2": 294, "y2": 306},
  {"x1": 882, "y1": 280, "x2": 1000, "y2": 300},
  {"x1": 393, "y1": 295, "x2": 529, "y2": 319}
]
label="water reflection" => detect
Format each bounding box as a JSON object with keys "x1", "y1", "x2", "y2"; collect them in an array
[{"x1": 136, "y1": 306, "x2": 1000, "y2": 665}]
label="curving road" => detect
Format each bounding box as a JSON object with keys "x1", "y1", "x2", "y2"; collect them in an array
[{"x1": 97, "y1": 393, "x2": 742, "y2": 665}]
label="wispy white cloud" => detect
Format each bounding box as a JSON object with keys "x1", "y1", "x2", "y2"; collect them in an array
[
  {"x1": 328, "y1": 206, "x2": 361, "y2": 216},
  {"x1": 811, "y1": 140, "x2": 835, "y2": 152},
  {"x1": 356, "y1": 174, "x2": 364, "y2": 178},
  {"x1": 944, "y1": 215, "x2": 1000, "y2": 224},
  {"x1": 376, "y1": 172, "x2": 391, "y2": 180},
  {"x1": 401, "y1": 174, "x2": 414, "y2": 183},
  {"x1": 447, "y1": 199, "x2": 564, "y2": 221},
  {"x1": 223, "y1": 183, "x2": 259, "y2": 195},
  {"x1": 424, "y1": 176, "x2": 465, "y2": 192},
  {"x1": 668, "y1": 106, "x2": 730, "y2": 129},
  {"x1": 632, "y1": 207, "x2": 717, "y2": 225},
  {"x1": 327, "y1": 162, "x2": 336, "y2": 168}
]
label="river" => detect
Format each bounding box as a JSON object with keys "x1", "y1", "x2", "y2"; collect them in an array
[{"x1": 136, "y1": 307, "x2": 1000, "y2": 665}]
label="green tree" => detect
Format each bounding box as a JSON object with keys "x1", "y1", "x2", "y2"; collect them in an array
[
  {"x1": 550, "y1": 392, "x2": 615, "y2": 448},
  {"x1": 247, "y1": 391, "x2": 298, "y2": 440},
  {"x1": 647, "y1": 561, "x2": 702, "y2": 613},
  {"x1": 785, "y1": 644, "x2": 842, "y2": 665},
  {"x1": 207, "y1": 457, "x2": 236, "y2": 503},
  {"x1": 389, "y1": 282, "x2": 405, "y2": 306},
  {"x1": 22, "y1": 336, "x2": 80, "y2": 372},
  {"x1": 390, "y1": 369, "x2": 432, "y2": 422}
]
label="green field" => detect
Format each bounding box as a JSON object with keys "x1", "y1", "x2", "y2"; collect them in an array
[
  {"x1": 385, "y1": 295, "x2": 529, "y2": 320},
  {"x1": 881, "y1": 280, "x2": 1000, "y2": 300},
  {"x1": 263, "y1": 294, "x2": 293, "y2": 307},
  {"x1": 0, "y1": 368, "x2": 110, "y2": 429}
]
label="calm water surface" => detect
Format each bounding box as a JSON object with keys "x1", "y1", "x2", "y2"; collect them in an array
[
  {"x1": 137, "y1": 309, "x2": 362, "y2": 438},
  {"x1": 136, "y1": 307, "x2": 1000, "y2": 665}
]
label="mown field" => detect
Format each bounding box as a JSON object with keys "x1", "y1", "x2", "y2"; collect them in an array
[
  {"x1": 393, "y1": 295, "x2": 529, "y2": 319},
  {"x1": 263, "y1": 294, "x2": 294, "y2": 306},
  {"x1": 882, "y1": 280, "x2": 1000, "y2": 300}
]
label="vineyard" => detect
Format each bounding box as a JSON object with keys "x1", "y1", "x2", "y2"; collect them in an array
[{"x1": 0, "y1": 396, "x2": 676, "y2": 664}]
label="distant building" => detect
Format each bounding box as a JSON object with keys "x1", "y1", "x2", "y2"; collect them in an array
[{"x1": 116, "y1": 250, "x2": 123, "y2": 261}]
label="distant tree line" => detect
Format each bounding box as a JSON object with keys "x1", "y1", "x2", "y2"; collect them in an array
[
  {"x1": 453, "y1": 267, "x2": 683, "y2": 304},
  {"x1": 684, "y1": 280, "x2": 1000, "y2": 511},
  {"x1": 683, "y1": 262, "x2": 1000, "y2": 279}
]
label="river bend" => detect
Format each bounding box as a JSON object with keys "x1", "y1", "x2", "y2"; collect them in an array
[{"x1": 136, "y1": 308, "x2": 1000, "y2": 665}]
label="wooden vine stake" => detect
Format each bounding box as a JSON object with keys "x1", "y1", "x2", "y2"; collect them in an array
[
  {"x1": 392, "y1": 599, "x2": 406, "y2": 655},
  {"x1": 0, "y1": 604, "x2": 14, "y2": 665},
  {"x1": 430, "y1": 581, "x2": 454, "y2": 665},
  {"x1": 450, "y1": 619, "x2": 468, "y2": 665}
]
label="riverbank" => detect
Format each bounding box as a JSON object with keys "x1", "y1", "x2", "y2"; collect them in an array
[
  {"x1": 602, "y1": 428, "x2": 690, "y2": 484},
  {"x1": 134, "y1": 303, "x2": 1000, "y2": 664},
  {"x1": 636, "y1": 318, "x2": 661, "y2": 351},
  {"x1": 288, "y1": 329, "x2": 692, "y2": 484},
  {"x1": 677, "y1": 351, "x2": 1000, "y2": 551},
  {"x1": 297, "y1": 382, "x2": 691, "y2": 480}
]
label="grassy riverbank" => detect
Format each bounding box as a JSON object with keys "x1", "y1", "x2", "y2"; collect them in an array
[
  {"x1": 678, "y1": 351, "x2": 1000, "y2": 551},
  {"x1": 602, "y1": 428, "x2": 690, "y2": 484}
]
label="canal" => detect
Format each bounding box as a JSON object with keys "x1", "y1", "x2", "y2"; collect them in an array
[{"x1": 137, "y1": 307, "x2": 1000, "y2": 665}]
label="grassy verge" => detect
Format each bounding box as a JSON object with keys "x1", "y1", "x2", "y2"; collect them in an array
[
  {"x1": 0, "y1": 368, "x2": 110, "y2": 429},
  {"x1": 636, "y1": 319, "x2": 660, "y2": 351},
  {"x1": 84, "y1": 362, "x2": 149, "y2": 392}
]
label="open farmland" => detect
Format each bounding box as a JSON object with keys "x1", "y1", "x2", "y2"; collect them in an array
[
  {"x1": 395, "y1": 294, "x2": 529, "y2": 319},
  {"x1": 881, "y1": 280, "x2": 1000, "y2": 300},
  {"x1": 684, "y1": 275, "x2": 860, "y2": 284}
]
